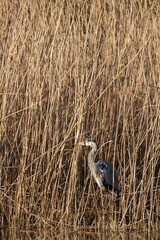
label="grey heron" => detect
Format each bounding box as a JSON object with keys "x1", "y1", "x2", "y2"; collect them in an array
[{"x1": 79, "y1": 139, "x2": 119, "y2": 197}]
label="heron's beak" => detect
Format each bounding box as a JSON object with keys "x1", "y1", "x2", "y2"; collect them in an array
[{"x1": 79, "y1": 141, "x2": 85, "y2": 146}]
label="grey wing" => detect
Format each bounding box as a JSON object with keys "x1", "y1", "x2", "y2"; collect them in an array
[{"x1": 96, "y1": 160, "x2": 119, "y2": 191}]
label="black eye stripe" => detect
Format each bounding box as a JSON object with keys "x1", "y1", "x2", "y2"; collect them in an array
[{"x1": 87, "y1": 139, "x2": 96, "y2": 143}]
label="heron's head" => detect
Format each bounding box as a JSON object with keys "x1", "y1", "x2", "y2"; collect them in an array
[{"x1": 79, "y1": 139, "x2": 97, "y2": 149}]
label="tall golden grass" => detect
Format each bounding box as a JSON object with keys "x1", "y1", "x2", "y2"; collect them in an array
[{"x1": 0, "y1": 0, "x2": 159, "y2": 237}]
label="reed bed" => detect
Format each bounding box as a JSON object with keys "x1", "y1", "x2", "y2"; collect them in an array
[{"x1": 0, "y1": 0, "x2": 159, "y2": 238}]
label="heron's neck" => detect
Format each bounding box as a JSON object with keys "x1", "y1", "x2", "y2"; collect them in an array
[{"x1": 88, "y1": 149, "x2": 97, "y2": 173}]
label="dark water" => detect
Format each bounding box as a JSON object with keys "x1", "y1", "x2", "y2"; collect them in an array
[{"x1": 0, "y1": 226, "x2": 159, "y2": 240}]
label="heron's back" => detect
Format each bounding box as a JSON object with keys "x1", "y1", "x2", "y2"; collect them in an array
[{"x1": 96, "y1": 160, "x2": 119, "y2": 192}]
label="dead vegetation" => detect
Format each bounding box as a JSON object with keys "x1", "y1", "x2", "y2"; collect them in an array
[{"x1": 0, "y1": 0, "x2": 159, "y2": 238}]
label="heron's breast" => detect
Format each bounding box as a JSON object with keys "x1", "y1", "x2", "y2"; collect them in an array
[{"x1": 93, "y1": 173, "x2": 104, "y2": 189}]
